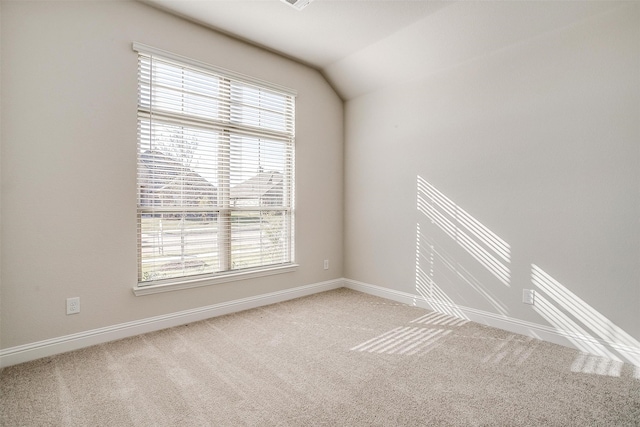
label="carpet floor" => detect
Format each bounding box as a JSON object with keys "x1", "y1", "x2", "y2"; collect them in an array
[{"x1": 1, "y1": 288, "x2": 639, "y2": 426}]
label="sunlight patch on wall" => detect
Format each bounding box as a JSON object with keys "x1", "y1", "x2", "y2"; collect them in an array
[
  {"x1": 417, "y1": 176, "x2": 511, "y2": 286},
  {"x1": 415, "y1": 225, "x2": 468, "y2": 320},
  {"x1": 531, "y1": 264, "x2": 640, "y2": 377},
  {"x1": 533, "y1": 292, "x2": 618, "y2": 360},
  {"x1": 417, "y1": 228, "x2": 509, "y2": 316}
]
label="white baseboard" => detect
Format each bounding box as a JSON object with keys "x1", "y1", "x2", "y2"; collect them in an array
[
  {"x1": 0, "y1": 278, "x2": 344, "y2": 368},
  {"x1": 343, "y1": 279, "x2": 640, "y2": 368},
  {"x1": 4, "y1": 278, "x2": 638, "y2": 370}
]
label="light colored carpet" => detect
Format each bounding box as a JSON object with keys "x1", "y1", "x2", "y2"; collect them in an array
[{"x1": 1, "y1": 288, "x2": 639, "y2": 426}]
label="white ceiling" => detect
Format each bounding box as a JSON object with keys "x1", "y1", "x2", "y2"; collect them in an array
[
  {"x1": 143, "y1": 0, "x2": 624, "y2": 100},
  {"x1": 143, "y1": 0, "x2": 451, "y2": 68}
]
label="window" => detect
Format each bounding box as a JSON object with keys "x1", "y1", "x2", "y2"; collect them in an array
[{"x1": 135, "y1": 44, "x2": 296, "y2": 290}]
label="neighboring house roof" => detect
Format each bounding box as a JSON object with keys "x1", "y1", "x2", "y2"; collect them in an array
[
  {"x1": 139, "y1": 150, "x2": 217, "y2": 206},
  {"x1": 230, "y1": 171, "x2": 283, "y2": 202},
  {"x1": 139, "y1": 150, "x2": 187, "y2": 190},
  {"x1": 140, "y1": 150, "x2": 283, "y2": 207}
]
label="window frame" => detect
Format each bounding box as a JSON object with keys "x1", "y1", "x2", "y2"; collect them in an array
[{"x1": 133, "y1": 43, "x2": 297, "y2": 296}]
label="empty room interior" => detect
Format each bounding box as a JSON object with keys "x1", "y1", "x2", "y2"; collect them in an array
[{"x1": 1, "y1": 0, "x2": 639, "y2": 425}]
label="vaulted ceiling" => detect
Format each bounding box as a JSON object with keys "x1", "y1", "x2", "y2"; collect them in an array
[{"x1": 143, "y1": 0, "x2": 623, "y2": 100}]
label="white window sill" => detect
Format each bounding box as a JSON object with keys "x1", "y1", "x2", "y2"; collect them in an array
[{"x1": 133, "y1": 264, "x2": 299, "y2": 296}]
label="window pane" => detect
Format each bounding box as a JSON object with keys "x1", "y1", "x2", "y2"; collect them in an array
[
  {"x1": 138, "y1": 120, "x2": 220, "y2": 209},
  {"x1": 230, "y1": 83, "x2": 292, "y2": 133},
  {"x1": 230, "y1": 210, "x2": 289, "y2": 270},
  {"x1": 137, "y1": 49, "x2": 295, "y2": 285},
  {"x1": 229, "y1": 134, "x2": 292, "y2": 208},
  {"x1": 142, "y1": 58, "x2": 223, "y2": 121},
  {"x1": 139, "y1": 215, "x2": 220, "y2": 282}
]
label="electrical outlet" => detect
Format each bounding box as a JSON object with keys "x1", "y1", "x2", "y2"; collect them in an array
[
  {"x1": 324, "y1": 259, "x2": 329, "y2": 270},
  {"x1": 66, "y1": 297, "x2": 80, "y2": 315},
  {"x1": 522, "y1": 289, "x2": 535, "y2": 305}
]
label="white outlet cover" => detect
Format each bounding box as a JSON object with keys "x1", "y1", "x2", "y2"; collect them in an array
[
  {"x1": 66, "y1": 297, "x2": 80, "y2": 314},
  {"x1": 522, "y1": 289, "x2": 535, "y2": 305}
]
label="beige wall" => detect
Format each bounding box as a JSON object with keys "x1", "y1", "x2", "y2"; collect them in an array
[
  {"x1": 0, "y1": 0, "x2": 343, "y2": 348},
  {"x1": 344, "y1": 4, "x2": 639, "y2": 358}
]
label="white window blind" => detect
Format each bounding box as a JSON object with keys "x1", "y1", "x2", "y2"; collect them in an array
[{"x1": 135, "y1": 44, "x2": 295, "y2": 286}]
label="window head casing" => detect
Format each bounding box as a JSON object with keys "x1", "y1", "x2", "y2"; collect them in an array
[{"x1": 134, "y1": 43, "x2": 296, "y2": 292}]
